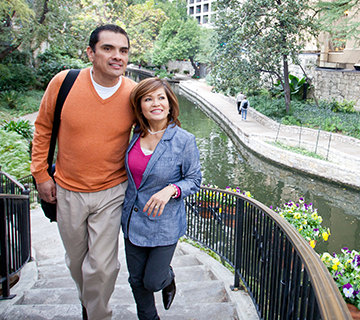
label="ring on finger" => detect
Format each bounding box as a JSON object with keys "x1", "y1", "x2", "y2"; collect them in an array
[{"x1": 155, "y1": 205, "x2": 158, "y2": 208}]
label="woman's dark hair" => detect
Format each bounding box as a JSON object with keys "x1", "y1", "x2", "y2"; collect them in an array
[
  {"x1": 130, "y1": 77, "x2": 181, "y2": 136},
  {"x1": 89, "y1": 24, "x2": 130, "y2": 51}
]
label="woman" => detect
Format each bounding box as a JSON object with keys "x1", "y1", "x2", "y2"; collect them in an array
[{"x1": 121, "y1": 77, "x2": 202, "y2": 320}]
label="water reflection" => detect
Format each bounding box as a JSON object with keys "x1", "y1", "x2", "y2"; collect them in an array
[{"x1": 126, "y1": 71, "x2": 360, "y2": 253}]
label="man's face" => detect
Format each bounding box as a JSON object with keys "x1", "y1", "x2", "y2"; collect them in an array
[{"x1": 86, "y1": 30, "x2": 129, "y2": 87}]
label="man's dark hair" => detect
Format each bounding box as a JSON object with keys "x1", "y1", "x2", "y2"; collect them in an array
[{"x1": 89, "y1": 24, "x2": 130, "y2": 52}]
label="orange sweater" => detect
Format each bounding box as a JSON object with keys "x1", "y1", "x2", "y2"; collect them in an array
[{"x1": 31, "y1": 68, "x2": 136, "y2": 192}]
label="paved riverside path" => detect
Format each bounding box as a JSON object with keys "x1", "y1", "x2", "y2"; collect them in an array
[{"x1": 0, "y1": 207, "x2": 259, "y2": 320}]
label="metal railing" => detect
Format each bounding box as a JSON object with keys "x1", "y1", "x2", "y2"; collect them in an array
[
  {"x1": 185, "y1": 186, "x2": 352, "y2": 320},
  {"x1": 0, "y1": 171, "x2": 31, "y2": 299},
  {"x1": 18, "y1": 174, "x2": 38, "y2": 204}
]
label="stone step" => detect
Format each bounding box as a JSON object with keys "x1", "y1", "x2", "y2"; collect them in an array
[
  {"x1": 33, "y1": 264, "x2": 217, "y2": 289},
  {"x1": 17, "y1": 280, "x2": 228, "y2": 306},
  {"x1": 1, "y1": 302, "x2": 238, "y2": 320}
]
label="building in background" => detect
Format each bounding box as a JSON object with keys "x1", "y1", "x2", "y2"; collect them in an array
[{"x1": 187, "y1": 0, "x2": 214, "y2": 25}]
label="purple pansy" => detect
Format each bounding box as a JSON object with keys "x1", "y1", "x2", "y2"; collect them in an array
[{"x1": 343, "y1": 283, "x2": 354, "y2": 298}]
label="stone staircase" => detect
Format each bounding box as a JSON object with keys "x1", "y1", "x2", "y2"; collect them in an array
[{"x1": 0, "y1": 209, "x2": 258, "y2": 320}]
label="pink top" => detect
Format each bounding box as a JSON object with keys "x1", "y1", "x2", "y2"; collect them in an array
[
  {"x1": 128, "y1": 137, "x2": 181, "y2": 198},
  {"x1": 128, "y1": 138, "x2": 152, "y2": 189}
]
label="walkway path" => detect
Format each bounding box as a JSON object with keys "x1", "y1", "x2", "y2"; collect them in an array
[{"x1": 0, "y1": 208, "x2": 258, "y2": 320}]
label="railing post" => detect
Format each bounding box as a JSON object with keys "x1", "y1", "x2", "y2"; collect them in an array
[
  {"x1": 0, "y1": 197, "x2": 16, "y2": 299},
  {"x1": 232, "y1": 197, "x2": 244, "y2": 289}
]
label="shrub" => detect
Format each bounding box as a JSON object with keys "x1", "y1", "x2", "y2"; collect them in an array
[
  {"x1": 0, "y1": 130, "x2": 31, "y2": 179},
  {"x1": 183, "y1": 70, "x2": 190, "y2": 75},
  {"x1": 0, "y1": 64, "x2": 38, "y2": 91},
  {"x1": 37, "y1": 50, "x2": 90, "y2": 89},
  {"x1": 1, "y1": 91, "x2": 21, "y2": 109},
  {"x1": 1, "y1": 119, "x2": 34, "y2": 142},
  {"x1": 154, "y1": 69, "x2": 174, "y2": 79}
]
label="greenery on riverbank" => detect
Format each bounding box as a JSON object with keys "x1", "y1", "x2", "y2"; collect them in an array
[
  {"x1": 268, "y1": 141, "x2": 327, "y2": 161},
  {"x1": 249, "y1": 95, "x2": 360, "y2": 139}
]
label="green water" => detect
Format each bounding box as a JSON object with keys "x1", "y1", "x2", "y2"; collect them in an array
[{"x1": 127, "y1": 72, "x2": 360, "y2": 254}]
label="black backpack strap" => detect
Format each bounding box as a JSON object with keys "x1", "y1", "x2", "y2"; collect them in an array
[{"x1": 47, "y1": 69, "x2": 80, "y2": 173}]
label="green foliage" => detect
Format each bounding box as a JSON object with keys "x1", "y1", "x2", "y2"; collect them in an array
[
  {"x1": 1, "y1": 91, "x2": 21, "y2": 109},
  {"x1": 272, "y1": 74, "x2": 308, "y2": 99},
  {"x1": 1, "y1": 119, "x2": 34, "y2": 143},
  {"x1": 126, "y1": 0, "x2": 168, "y2": 64},
  {"x1": 0, "y1": 90, "x2": 43, "y2": 120},
  {"x1": 251, "y1": 96, "x2": 360, "y2": 139},
  {"x1": 0, "y1": 130, "x2": 31, "y2": 179},
  {"x1": 154, "y1": 69, "x2": 174, "y2": 79},
  {"x1": 270, "y1": 142, "x2": 326, "y2": 160},
  {"x1": 0, "y1": 63, "x2": 38, "y2": 91},
  {"x1": 328, "y1": 99, "x2": 356, "y2": 113},
  {"x1": 36, "y1": 50, "x2": 90, "y2": 89}
]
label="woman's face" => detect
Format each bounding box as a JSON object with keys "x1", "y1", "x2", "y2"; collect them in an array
[{"x1": 140, "y1": 87, "x2": 170, "y2": 125}]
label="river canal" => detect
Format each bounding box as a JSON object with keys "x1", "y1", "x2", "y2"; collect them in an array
[{"x1": 128, "y1": 72, "x2": 360, "y2": 254}]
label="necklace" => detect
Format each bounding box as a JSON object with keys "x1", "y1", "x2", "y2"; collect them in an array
[{"x1": 147, "y1": 127, "x2": 166, "y2": 135}]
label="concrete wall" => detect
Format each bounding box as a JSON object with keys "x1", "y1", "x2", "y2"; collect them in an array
[{"x1": 276, "y1": 53, "x2": 360, "y2": 110}]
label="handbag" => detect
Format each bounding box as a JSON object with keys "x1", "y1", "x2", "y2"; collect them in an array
[{"x1": 33, "y1": 69, "x2": 80, "y2": 222}]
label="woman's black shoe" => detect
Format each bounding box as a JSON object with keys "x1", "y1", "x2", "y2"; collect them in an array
[
  {"x1": 162, "y1": 278, "x2": 176, "y2": 310},
  {"x1": 82, "y1": 305, "x2": 88, "y2": 320}
]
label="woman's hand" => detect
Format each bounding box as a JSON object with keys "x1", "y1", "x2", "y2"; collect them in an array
[{"x1": 144, "y1": 185, "x2": 177, "y2": 217}]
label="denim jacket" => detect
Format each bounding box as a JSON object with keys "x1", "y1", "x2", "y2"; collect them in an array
[{"x1": 121, "y1": 124, "x2": 202, "y2": 247}]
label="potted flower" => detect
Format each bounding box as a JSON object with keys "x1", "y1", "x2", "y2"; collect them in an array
[
  {"x1": 320, "y1": 248, "x2": 360, "y2": 316},
  {"x1": 272, "y1": 198, "x2": 330, "y2": 248}
]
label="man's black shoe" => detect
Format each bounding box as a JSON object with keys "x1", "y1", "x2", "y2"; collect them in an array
[{"x1": 162, "y1": 278, "x2": 176, "y2": 310}]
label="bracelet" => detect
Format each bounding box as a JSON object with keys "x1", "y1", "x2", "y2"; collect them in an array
[{"x1": 169, "y1": 183, "x2": 179, "y2": 198}]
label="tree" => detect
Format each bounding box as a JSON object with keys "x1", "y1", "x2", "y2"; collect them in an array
[
  {"x1": 212, "y1": 0, "x2": 319, "y2": 113},
  {"x1": 317, "y1": 0, "x2": 360, "y2": 48},
  {"x1": 123, "y1": 0, "x2": 167, "y2": 63},
  {"x1": 153, "y1": 18, "x2": 213, "y2": 77},
  {"x1": 0, "y1": 0, "x2": 81, "y2": 62}
]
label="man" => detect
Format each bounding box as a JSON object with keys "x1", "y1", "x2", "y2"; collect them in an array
[
  {"x1": 31, "y1": 25, "x2": 136, "y2": 320},
  {"x1": 236, "y1": 92, "x2": 245, "y2": 114},
  {"x1": 240, "y1": 96, "x2": 250, "y2": 121}
]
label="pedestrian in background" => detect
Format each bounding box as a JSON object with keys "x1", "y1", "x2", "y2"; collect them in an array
[
  {"x1": 236, "y1": 92, "x2": 245, "y2": 114},
  {"x1": 241, "y1": 96, "x2": 249, "y2": 121}
]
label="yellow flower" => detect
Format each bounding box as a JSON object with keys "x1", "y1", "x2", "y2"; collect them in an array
[
  {"x1": 322, "y1": 232, "x2": 329, "y2": 241},
  {"x1": 309, "y1": 240, "x2": 316, "y2": 248},
  {"x1": 318, "y1": 216, "x2": 323, "y2": 223},
  {"x1": 294, "y1": 213, "x2": 301, "y2": 219},
  {"x1": 311, "y1": 212, "x2": 318, "y2": 219},
  {"x1": 245, "y1": 191, "x2": 251, "y2": 197},
  {"x1": 298, "y1": 226, "x2": 303, "y2": 231},
  {"x1": 302, "y1": 220, "x2": 307, "y2": 225},
  {"x1": 327, "y1": 228, "x2": 331, "y2": 235},
  {"x1": 331, "y1": 258, "x2": 340, "y2": 270}
]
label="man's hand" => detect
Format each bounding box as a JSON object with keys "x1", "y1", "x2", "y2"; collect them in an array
[{"x1": 37, "y1": 179, "x2": 57, "y2": 204}]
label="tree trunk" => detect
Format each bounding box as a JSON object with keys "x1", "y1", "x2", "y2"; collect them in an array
[
  {"x1": 283, "y1": 55, "x2": 291, "y2": 113},
  {"x1": 189, "y1": 56, "x2": 200, "y2": 78}
]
